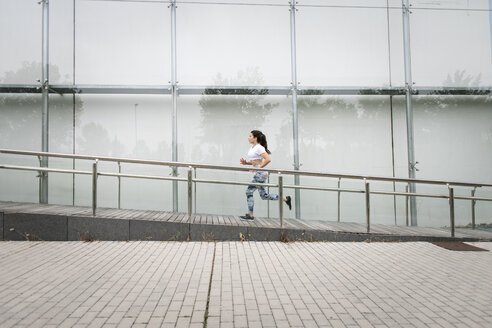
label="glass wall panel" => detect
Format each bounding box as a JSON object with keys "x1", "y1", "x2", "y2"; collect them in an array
[
  {"x1": 410, "y1": 0, "x2": 492, "y2": 86},
  {"x1": 298, "y1": 95, "x2": 397, "y2": 224},
  {"x1": 75, "y1": 0, "x2": 171, "y2": 85},
  {"x1": 0, "y1": 94, "x2": 42, "y2": 202},
  {"x1": 300, "y1": 0, "x2": 387, "y2": 5},
  {"x1": 177, "y1": 3, "x2": 291, "y2": 86},
  {"x1": 74, "y1": 95, "x2": 173, "y2": 210},
  {"x1": 48, "y1": 95, "x2": 76, "y2": 205},
  {"x1": 177, "y1": 0, "x2": 287, "y2": 4},
  {"x1": 0, "y1": 1, "x2": 42, "y2": 84},
  {"x1": 177, "y1": 94, "x2": 294, "y2": 218},
  {"x1": 387, "y1": 96, "x2": 409, "y2": 226},
  {"x1": 393, "y1": 95, "x2": 492, "y2": 227},
  {"x1": 387, "y1": 4, "x2": 406, "y2": 87},
  {"x1": 412, "y1": 0, "x2": 491, "y2": 10},
  {"x1": 296, "y1": 3, "x2": 396, "y2": 87},
  {"x1": 50, "y1": 0, "x2": 74, "y2": 84}
]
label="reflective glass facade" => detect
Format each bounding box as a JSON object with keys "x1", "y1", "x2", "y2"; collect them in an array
[{"x1": 1, "y1": 0, "x2": 492, "y2": 227}]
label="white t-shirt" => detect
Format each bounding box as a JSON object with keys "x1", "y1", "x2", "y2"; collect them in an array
[{"x1": 247, "y1": 144, "x2": 266, "y2": 167}]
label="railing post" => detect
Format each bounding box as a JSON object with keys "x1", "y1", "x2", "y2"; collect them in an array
[
  {"x1": 337, "y1": 178, "x2": 341, "y2": 222},
  {"x1": 278, "y1": 173, "x2": 283, "y2": 229},
  {"x1": 92, "y1": 159, "x2": 98, "y2": 216},
  {"x1": 188, "y1": 166, "x2": 193, "y2": 219},
  {"x1": 471, "y1": 187, "x2": 477, "y2": 229},
  {"x1": 194, "y1": 167, "x2": 197, "y2": 215},
  {"x1": 448, "y1": 185, "x2": 455, "y2": 237},
  {"x1": 267, "y1": 174, "x2": 270, "y2": 220},
  {"x1": 365, "y1": 179, "x2": 370, "y2": 233},
  {"x1": 37, "y1": 156, "x2": 43, "y2": 203},
  {"x1": 405, "y1": 185, "x2": 409, "y2": 226},
  {"x1": 117, "y1": 161, "x2": 121, "y2": 209}
]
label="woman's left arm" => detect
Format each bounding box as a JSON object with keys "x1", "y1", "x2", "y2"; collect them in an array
[{"x1": 259, "y1": 153, "x2": 271, "y2": 168}]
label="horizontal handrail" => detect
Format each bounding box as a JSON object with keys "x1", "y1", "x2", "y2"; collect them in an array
[
  {"x1": 3, "y1": 163, "x2": 492, "y2": 204},
  {"x1": 284, "y1": 184, "x2": 365, "y2": 194},
  {"x1": 1, "y1": 149, "x2": 491, "y2": 188},
  {"x1": 193, "y1": 178, "x2": 278, "y2": 188},
  {"x1": 0, "y1": 164, "x2": 91, "y2": 175},
  {"x1": 99, "y1": 172, "x2": 186, "y2": 182}
]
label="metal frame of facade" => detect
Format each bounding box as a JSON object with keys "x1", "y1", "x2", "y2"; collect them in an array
[
  {"x1": 171, "y1": 0, "x2": 178, "y2": 211},
  {"x1": 402, "y1": 0, "x2": 417, "y2": 226},
  {"x1": 40, "y1": 0, "x2": 49, "y2": 204},
  {"x1": 1, "y1": 0, "x2": 492, "y2": 222},
  {"x1": 0, "y1": 84, "x2": 492, "y2": 96},
  {"x1": 289, "y1": 1, "x2": 301, "y2": 219},
  {"x1": 2, "y1": 85, "x2": 490, "y2": 95}
]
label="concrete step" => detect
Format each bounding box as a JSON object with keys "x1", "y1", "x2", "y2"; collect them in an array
[{"x1": 1, "y1": 201, "x2": 491, "y2": 242}]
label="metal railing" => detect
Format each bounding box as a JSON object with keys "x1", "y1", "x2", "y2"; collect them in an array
[{"x1": 1, "y1": 149, "x2": 492, "y2": 237}]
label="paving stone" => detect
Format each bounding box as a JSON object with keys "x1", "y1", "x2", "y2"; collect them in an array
[
  {"x1": 246, "y1": 321, "x2": 263, "y2": 328},
  {"x1": 146, "y1": 316, "x2": 163, "y2": 328},
  {"x1": 163, "y1": 311, "x2": 179, "y2": 323},
  {"x1": 86, "y1": 317, "x2": 107, "y2": 328},
  {"x1": 105, "y1": 312, "x2": 125, "y2": 324},
  {"x1": 206, "y1": 316, "x2": 220, "y2": 327},
  {"x1": 191, "y1": 310, "x2": 205, "y2": 323}
]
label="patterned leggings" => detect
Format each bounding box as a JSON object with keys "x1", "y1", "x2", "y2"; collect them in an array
[{"x1": 246, "y1": 171, "x2": 279, "y2": 213}]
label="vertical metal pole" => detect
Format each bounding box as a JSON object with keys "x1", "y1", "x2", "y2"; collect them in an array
[
  {"x1": 118, "y1": 162, "x2": 121, "y2": 209},
  {"x1": 289, "y1": 1, "x2": 301, "y2": 219},
  {"x1": 72, "y1": 0, "x2": 77, "y2": 207},
  {"x1": 38, "y1": 156, "x2": 43, "y2": 202},
  {"x1": 170, "y1": 0, "x2": 178, "y2": 212},
  {"x1": 267, "y1": 174, "x2": 270, "y2": 219},
  {"x1": 402, "y1": 0, "x2": 417, "y2": 226},
  {"x1": 92, "y1": 160, "x2": 98, "y2": 216},
  {"x1": 365, "y1": 180, "x2": 370, "y2": 233},
  {"x1": 389, "y1": 96, "x2": 397, "y2": 225},
  {"x1": 40, "y1": 0, "x2": 50, "y2": 204},
  {"x1": 471, "y1": 187, "x2": 477, "y2": 229},
  {"x1": 194, "y1": 167, "x2": 197, "y2": 214},
  {"x1": 134, "y1": 103, "x2": 138, "y2": 151},
  {"x1": 278, "y1": 174, "x2": 283, "y2": 228},
  {"x1": 187, "y1": 166, "x2": 192, "y2": 219},
  {"x1": 405, "y1": 185, "x2": 409, "y2": 226},
  {"x1": 448, "y1": 186, "x2": 455, "y2": 237},
  {"x1": 337, "y1": 178, "x2": 341, "y2": 222}
]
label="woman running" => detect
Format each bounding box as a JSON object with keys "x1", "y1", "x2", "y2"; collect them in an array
[{"x1": 239, "y1": 130, "x2": 292, "y2": 220}]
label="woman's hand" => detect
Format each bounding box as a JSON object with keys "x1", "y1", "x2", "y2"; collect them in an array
[{"x1": 240, "y1": 158, "x2": 248, "y2": 165}]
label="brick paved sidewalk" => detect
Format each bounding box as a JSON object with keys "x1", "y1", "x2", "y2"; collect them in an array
[{"x1": 0, "y1": 241, "x2": 491, "y2": 328}]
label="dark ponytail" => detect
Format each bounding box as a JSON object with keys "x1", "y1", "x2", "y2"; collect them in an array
[{"x1": 251, "y1": 130, "x2": 271, "y2": 154}]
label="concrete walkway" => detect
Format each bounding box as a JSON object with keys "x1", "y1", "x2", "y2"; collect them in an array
[{"x1": 0, "y1": 241, "x2": 491, "y2": 328}]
